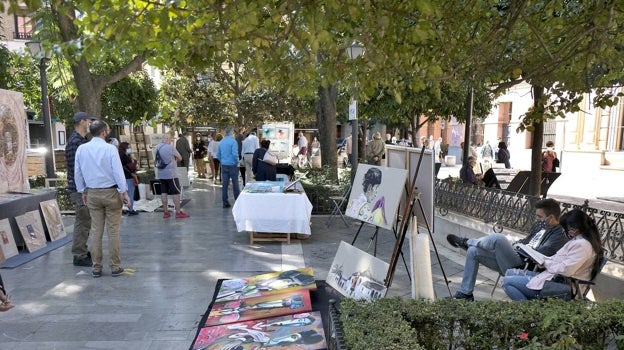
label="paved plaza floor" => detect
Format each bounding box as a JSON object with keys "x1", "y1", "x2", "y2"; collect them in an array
[{"x1": 0, "y1": 177, "x2": 539, "y2": 349}]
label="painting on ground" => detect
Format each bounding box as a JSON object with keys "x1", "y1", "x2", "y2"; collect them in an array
[
  {"x1": 0, "y1": 218, "x2": 19, "y2": 260},
  {"x1": 40, "y1": 199, "x2": 66, "y2": 241},
  {"x1": 204, "y1": 290, "x2": 312, "y2": 327},
  {"x1": 193, "y1": 311, "x2": 327, "y2": 350},
  {"x1": 326, "y1": 241, "x2": 389, "y2": 301},
  {"x1": 345, "y1": 164, "x2": 407, "y2": 230},
  {"x1": 215, "y1": 268, "x2": 317, "y2": 302},
  {"x1": 14, "y1": 210, "x2": 47, "y2": 253}
]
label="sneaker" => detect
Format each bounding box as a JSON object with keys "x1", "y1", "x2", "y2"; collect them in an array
[
  {"x1": 73, "y1": 255, "x2": 92, "y2": 267},
  {"x1": 453, "y1": 291, "x2": 474, "y2": 301},
  {"x1": 92, "y1": 270, "x2": 102, "y2": 278},
  {"x1": 447, "y1": 234, "x2": 468, "y2": 250},
  {"x1": 223, "y1": 202, "x2": 231, "y2": 208},
  {"x1": 175, "y1": 211, "x2": 190, "y2": 219},
  {"x1": 128, "y1": 210, "x2": 139, "y2": 216},
  {"x1": 163, "y1": 211, "x2": 171, "y2": 218},
  {"x1": 111, "y1": 268, "x2": 124, "y2": 277}
]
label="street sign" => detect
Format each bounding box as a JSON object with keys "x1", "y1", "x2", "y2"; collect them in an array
[{"x1": 349, "y1": 100, "x2": 358, "y2": 120}]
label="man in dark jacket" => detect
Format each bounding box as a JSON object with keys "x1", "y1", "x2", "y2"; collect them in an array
[{"x1": 446, "y1": 198, "x2": 568, "y2": 300}]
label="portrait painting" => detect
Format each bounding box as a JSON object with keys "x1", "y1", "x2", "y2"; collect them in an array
[
  {"x1": 326, "y1": 241, "x2": 389, "y2": 301},
  {"x1": 40, "y1": 199, "x2": 67, "y2": 241},
  {"x1": 345, "y1": 164, "x2": 407, "y2": 230},
  {"x1": 193, "y1": 311, "x2": 327, "y2": 350},
  {"x1": 205, "y1": 290, "x2": 312, "y2": 327},
  {"x1": 0, "y1": 218, "x2": 19, "y2": 260},
  {"x1": 15, "y1": 210, "x2": 47, "y2": 253}
]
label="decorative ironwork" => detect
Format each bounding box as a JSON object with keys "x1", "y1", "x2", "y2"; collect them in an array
[
  {"x1": 435, "y1": 179, "x2": 624, "y2": 262},
  {"x1": 327, "y1": 299, "x2": 345, "y2": 350},
  {"x1": 13, "y1": 32, "x2": 33, "y2": 40}
]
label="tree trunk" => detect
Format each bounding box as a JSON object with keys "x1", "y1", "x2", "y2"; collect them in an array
[
  {"x1": 529, "y1": 85, "x2": 545, "y2": 196},
  {"x1": 316, "y1": 85, "x2": 338, "y2": 180},
  {"x1": 360, "y1": 118, "x2": 367, "y2": 162}
]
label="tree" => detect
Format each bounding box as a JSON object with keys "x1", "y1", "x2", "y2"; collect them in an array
[{"x1": 101, "y1": 71, "x2": 158, "y2": 125}]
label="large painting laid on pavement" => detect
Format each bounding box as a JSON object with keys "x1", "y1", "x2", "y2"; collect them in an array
[
  {"x1": 0, "y1": 89, "x2": 29, "y2": 194},
  {"x1": 215, "y1": 268, "x2": 316, "y2": 302},
  {"x1": 326, "y1": 241, "x2": 389, "y2": 301},
  {"x1": 345, "y1": 164, "x2": 407, "y2": 230},
  {"x1": 193, "y1": 311, "x2": 327, "y2": 350}
]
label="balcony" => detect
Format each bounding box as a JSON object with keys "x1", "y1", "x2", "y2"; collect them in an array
[{"x1": 13, "y1": 31, "x2": 33, "y2": 40}]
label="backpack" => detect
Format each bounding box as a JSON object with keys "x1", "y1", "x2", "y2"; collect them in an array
[{"x1": 155, "y1": 147, "x2": 169, "y2": 169}]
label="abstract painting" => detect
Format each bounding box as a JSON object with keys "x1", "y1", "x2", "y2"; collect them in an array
[
  {"x1": 40, "y1": 199, "x2": 67, "y2": 241},
  {"x1": 0, "y1": 89, "x2": 29, "y2": 194},
  {"x1": 204, "y1": 290, "x2": 312, "y2": 327},
  {"x1": 215, "y1": 268, "x2": 317, "y2": 302},
  {"x1": 14, "y1": 210, "x2": 47, "y2": 253},
  {"x1": 345, "y1": 164, "x2": 407, "y2": 230},
  {"x1": 193, "y1": 311, "x2": 327, "y2": 350},
  {"x1": 326, "y1": 241, "x2": 389, "y2": 301},
  {"x1": 0, "y1": 218, "x2": 19, "y2": 260}
]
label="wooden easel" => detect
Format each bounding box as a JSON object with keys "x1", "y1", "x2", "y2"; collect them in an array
[{"x1": 384, "y1": 146, "x2": 452, "y2": 297}]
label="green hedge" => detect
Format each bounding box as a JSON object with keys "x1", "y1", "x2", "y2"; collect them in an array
[{"x1": 340, "y1": 298, "x2": 624, "y2": 349}]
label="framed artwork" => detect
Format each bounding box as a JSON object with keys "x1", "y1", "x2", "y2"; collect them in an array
[
  {"x1": 204, "y1": 290, "x2": 312, "y2": 327},
  {"x1": 215, "y1": 268, "x2": 316, "y2": 302},
  {"x1": 15, "y1": 210, "x2": 47, "y2": 253},
  {"x1": 0, "y1": 89, "x2": 29, "y2": 193},
  {"x1": 0, "y1": 244, "x2": 4, "y2": 265},
  {"x1": 326, "y1": 241, "x2": 389, "y2": 301},
  {"x1": 40, "y1": 199, "x2": 67, "y2": 241},
  {"x1": 58, "y1": 130, "x2": 66, "y2": 146},
  {"x1": 262, "y1": 126, "x2": 276, "y2": 139},
  {"x1": 345, "y1": 164, "x2": 407, "y2": 230},
  {"x1": 193, "y1": 311, "x2": 327, "y2": 350},
  {"x1": 0, "y1": 218, "x2": 19, "y2": 260}
]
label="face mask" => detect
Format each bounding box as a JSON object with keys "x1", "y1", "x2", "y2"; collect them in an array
[
  {"x1": 196, "y1": 137, "x2": 200, "y2": 140},
  {"x1": 534, "y1": 219, "x2": 547, "y2": 231},
  {"x1": 126, "y1": 149, "x2": 132, "y2": 155}
]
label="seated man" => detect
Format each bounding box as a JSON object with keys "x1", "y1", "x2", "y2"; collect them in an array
[
  {"x1": 459, "y1": 156, "x2": 483, "y2": 185},
  {"x1": 446, "y1": 198, "x2": 568, "y2": 300}
]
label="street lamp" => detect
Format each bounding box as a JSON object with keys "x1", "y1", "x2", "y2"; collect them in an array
[
  {"x1": 26, "y1": 40, "x2": 55, "y2": 178},
  {"x1": 346, "y1": 42, "x2": 364, "y2": 173}
]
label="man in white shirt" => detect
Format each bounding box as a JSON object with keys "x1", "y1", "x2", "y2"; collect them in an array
[
  {"x1": 75, "y1": 120, "x2": 130, "y2": 278},
  {"x1": 241, "y1": 131, "x2": 260, "y2": 183}
]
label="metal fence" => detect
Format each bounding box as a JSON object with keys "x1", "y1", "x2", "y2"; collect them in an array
[{"x1": 435, "y1": 178, "x2": 624, "y2": 262}]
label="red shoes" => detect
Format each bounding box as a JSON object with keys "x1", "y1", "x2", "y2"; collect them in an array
[{"x1": 175, "y1": 211, "x2": 190, "y2": 219}]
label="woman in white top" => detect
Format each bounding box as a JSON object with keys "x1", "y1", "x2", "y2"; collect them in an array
[
  {"x1": 208, "y1": 134, "x2": 222, "y2": 181},
  {"x1": 502, "y1": 209, "x2": 603, "y2": 301}
]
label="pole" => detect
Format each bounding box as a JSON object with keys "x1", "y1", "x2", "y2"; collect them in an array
[
  {"x1": 462, "y1": 88, "x2": 473, "y2": 165},
  {"x1": 38, "y1": 59, "x2": 55, "y2": 178},
  {"x1": 352, "y1": 110, "x2": 358, "y2": 172}
]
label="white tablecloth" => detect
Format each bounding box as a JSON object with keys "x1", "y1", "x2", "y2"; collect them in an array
[{"x1": 232, "y1": 191, "x2": 313, "y2": 235}]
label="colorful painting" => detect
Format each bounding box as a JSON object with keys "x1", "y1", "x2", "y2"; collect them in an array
[
  {"x1": 0, "y1": 89, "x2": 29, "y2": 194},
  {"x1": 263, "y1": 126, "x2": 276, "y2": 139},
  {"x1": 326, "y1": 241, "x2": 389, "y2": 301},
  {"x1": 40, "y1": 199, "x2": 67, "y2": 241},
  {"x1": 205, "y1": 290, "x2": 312, "y2": 327},
  {"x1": 15, "y1": 210, "x2": 47, "y2": 253},
  {"x1": 193, "y1": 311, "x2": 327, "y2": 350},
  {"x1": 345, "y1": 164, "x2": 407, "y2": 230},
  {"x1": 0, "y1": 218, "x2": 19, "y2": 259},
  {"x1": 215, "y1": 268, "x2": 317, "y2": 302}
]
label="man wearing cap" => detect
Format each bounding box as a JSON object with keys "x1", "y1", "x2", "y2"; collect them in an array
[
  {"x1": 75, "y1": 120, "x2": 131, "y2": 278},
  {"x1": 215, "y1": 126, "x2": 240, "y2": 208},
  {"x1": 65, "y1": 112, "x2": 96, "y2": 267}
]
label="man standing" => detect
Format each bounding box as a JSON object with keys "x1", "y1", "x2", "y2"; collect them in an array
[
  {"x1": 297, "y1": 131, "x2": 308, "y2": 159},
  {"x1": 155, "y1": 133, "x2": 191, "y2": 219},
  {"x1": 446, "y1": 198, "x2": 567, "y2": 300},
  {"x1": 216, "y1": 126, "x2": 240, "y2": 208},
  {"x1": 176, "y1": 131, "x2": 192, "y2": 171},
  {"x1": 236, "y1": 127, "x2": 246, "y2": 184},
  {"x1": 241, "y1": 130, "x2": 260, "y2": 183},
  {"x1": 65, "y1": 112, "x2": 96, "y2": 267},
  {"x1": 75, "y1": 120, "x2": 131, "y2": 278}
]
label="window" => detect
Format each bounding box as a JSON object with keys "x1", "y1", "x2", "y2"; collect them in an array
[
  {"x1": 13, "y1": 13, "x2": 34, "y2": 40},
  {"x1": 543, "y1": 120, "x2": 556, "y2": 148}
]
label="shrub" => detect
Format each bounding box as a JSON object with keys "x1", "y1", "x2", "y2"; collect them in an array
[{"x1": 339, "y1": 298, "x2": 624, "y2": 349}]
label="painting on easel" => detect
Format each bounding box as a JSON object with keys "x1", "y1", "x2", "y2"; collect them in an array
[
  {"x1": 345, "y1": 164, "x2": 407, "y2": 230},
  {"x1": 326, "y1": 241, "x2": 389, "y2": 301}
]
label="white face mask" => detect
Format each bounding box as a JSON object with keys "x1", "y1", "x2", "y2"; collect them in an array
[{"x1": 126, "y1": 149, "x2": 132, "y2": 155}]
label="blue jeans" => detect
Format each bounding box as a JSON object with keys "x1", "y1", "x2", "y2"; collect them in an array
[
  {"x1": 459, "y1": 233, "x2": 525, "y2": 294},
  {"x1": 126, "y1": 179, "x2": 135, "y2": 211},
  {"x1": 501, "y1": 269, "x2": 539, "y2": 301},
  {"x1": 221, "y1": 164, "x2": 240, "y2": 204}
]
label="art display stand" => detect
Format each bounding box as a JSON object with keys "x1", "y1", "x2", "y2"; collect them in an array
[
  {"x1": 384, "y1": 146, "x2": 452, "y2": 297},
  {"x1": 249, "y1": 231, "x2": 291, "y2": 244}
]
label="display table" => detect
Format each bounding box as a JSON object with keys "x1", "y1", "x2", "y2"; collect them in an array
[{"x1": 232, "y1": 182, "x2": 313, "y2": 244}]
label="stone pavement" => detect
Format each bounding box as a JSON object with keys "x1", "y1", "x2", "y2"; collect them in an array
[{"x1": 0, "y1": 178, "x2": 517, "y2": 349}]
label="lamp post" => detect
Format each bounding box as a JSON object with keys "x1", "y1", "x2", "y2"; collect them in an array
[
  {"x1": 346, "y1": 42, "x2": 365, "y2": 174},
  {"x1": 26, "y1": 40, "x2": 55, "y2": 178}
]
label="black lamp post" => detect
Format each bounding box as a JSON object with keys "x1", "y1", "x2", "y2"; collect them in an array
[
  {"x1": 346, "y1": 42, "x2": 365, "y2": 173},
  {"x1": 26, "y1": 40, "x2": 55, "y2": 178}
]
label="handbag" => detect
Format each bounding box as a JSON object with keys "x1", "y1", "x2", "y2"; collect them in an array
[{"x1": 262, "y1": 151, "x2": 278, "y2": 165}]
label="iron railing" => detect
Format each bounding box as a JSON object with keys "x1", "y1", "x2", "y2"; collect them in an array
[{"x1": 435, "y1": 178, "x2": 624, "y2": 262}]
